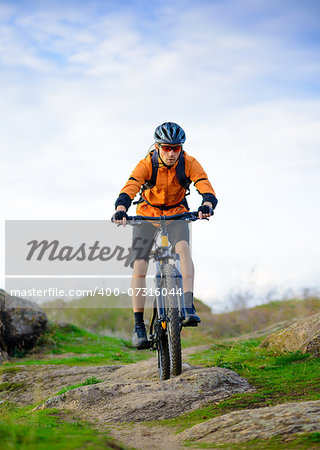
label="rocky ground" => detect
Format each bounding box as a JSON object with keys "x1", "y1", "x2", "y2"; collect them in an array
[
  {"x1": 2, "y1": 344, "x2": 320, "y2": 449},
  {"x1": 2, "y1": 302, "x2": 320, "y2": 449},
  {"x1": 1, "y1": 346, "x2": 252, "y2": 449},
  {"x1": 1, "y1": 364, "x2": 122, "y2": 405}
]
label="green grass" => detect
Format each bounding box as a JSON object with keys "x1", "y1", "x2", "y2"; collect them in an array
[
  {"x1": 0, "y1": 403, "x2": 125, "y2": 450},
  {"x1": 44, "y1": 297, "x2": 135, "y2": 336},
  {"x1": 44, "y1": 293, "x2": 320, "y2": 342},
  {"x1": 0, "y1": 322, "x2": 152, "y2": 368},
  {"x1": 0, "y1": 382, "x2": 26, "y2": 393},
  {"x1": 154, "y1": 338, "x2": 320, "y2": 432},
  {"x1": 55, "y1": 376, "x2": 103, "y2": 396}
]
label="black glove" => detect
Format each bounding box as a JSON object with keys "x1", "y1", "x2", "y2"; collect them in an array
[
  {"x1": 198, "y1": 205, "x2": 213, "y2": 215},
  {"x1": 113, "y1": 210, "x2": 128, "y2": 221}
]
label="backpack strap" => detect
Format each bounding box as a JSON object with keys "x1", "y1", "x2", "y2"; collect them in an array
[
  {"x1": 142, "y1": 150, "x2": 158, "y2": 191},
  {"x1": 176, "y1": 151, "x2": 191, "y2": 195},
  {"x1": 133, "y1": 151, "x2": 157, "y2": 205}
]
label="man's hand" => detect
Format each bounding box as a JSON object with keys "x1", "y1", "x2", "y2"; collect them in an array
[
  {"x1": 112, "y1": 206, "x2": 128, "y2": 226},
  {"x1": 198, "y1": 202, "x2": 213, "y2": 219}
]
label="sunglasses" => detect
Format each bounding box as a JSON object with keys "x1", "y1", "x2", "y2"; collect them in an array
[{"x1": 159, "y1": 144, "x2": 182, "y2": 153}]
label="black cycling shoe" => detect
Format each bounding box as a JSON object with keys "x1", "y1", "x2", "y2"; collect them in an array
[
  {"x1": 132, "y1": 324, "x2": 150, "y2": 349},
  {"x1": 182, "y1": 306, "x2": 201, "y2": 327}
]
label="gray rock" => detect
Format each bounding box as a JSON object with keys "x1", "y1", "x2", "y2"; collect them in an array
[
  {"x1": 0, "y1": 364, "x2": 123, "y2": 405},
  {"x1": 0, "y1": 315, "x2": 7, "y2": 360},
  {"x1": 261, "y1": 313, "x2": 320, "y2": 356},
  {"x1": 0, "y1": 289, "x2": 47, "y2": 355},
  {"x1": 35, "y1": 359, "x2": 253, "y2": 423},
  {"x1": 178, "y1": 400, "x2": 320, "y2": 444},
  {"x1": 0, "y1": 349, "x2": 8, "y2": 362}
]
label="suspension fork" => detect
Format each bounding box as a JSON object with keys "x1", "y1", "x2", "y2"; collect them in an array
[
  {"x1": 174, "y1": 255, "x2": 186, "y2": 320},
  {"x1": 149, "y1": 261, "x2": 165, "y2": 349},
  {"x1": 155, "y1": 260, "x2": 165, "y2": 320}
]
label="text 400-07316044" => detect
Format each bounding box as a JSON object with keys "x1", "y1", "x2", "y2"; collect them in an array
[{"x1": 96, "y1": 287, "x2": 183, "y2": 297}]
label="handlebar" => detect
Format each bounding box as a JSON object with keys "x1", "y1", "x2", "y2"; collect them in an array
[
  {"x1": 126, "y1": 211, "x2": 202, "y2": 222},
  {"x1": 111, "y1": 210, "x2": 213, "y2": 225}
]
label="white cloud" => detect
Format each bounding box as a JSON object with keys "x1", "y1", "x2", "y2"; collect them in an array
[{"x1": 1, "y1": 0, "x2": 319, "y2": 306}]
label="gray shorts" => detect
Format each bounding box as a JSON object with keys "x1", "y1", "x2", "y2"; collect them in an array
[{"x1": 130, "y1": 220, "x2": 189, "y2": 267}]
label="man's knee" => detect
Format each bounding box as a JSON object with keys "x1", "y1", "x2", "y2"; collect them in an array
[
  {"x1": 175, "y1": 240, "x2": 190, "y2": 254},
  {"x1": 132, "y1": 259, "x2": 148, "y2": 277}
]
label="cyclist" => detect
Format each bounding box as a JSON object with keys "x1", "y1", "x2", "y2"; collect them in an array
[{"x1": 113, "y1": 122, "x2": 217, "y2": 349}]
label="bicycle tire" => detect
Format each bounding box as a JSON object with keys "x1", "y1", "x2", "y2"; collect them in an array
[
  {"x1": 163, "y1": 263, "x2": 182, "y2": 376},
  {"x1": 155, "y1": 312, "x2": 170, "y2": 381}
]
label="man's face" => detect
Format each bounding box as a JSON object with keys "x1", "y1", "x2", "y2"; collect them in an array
[{"x1": 157, "y1": 144, "x2": 182, "y2": 166}]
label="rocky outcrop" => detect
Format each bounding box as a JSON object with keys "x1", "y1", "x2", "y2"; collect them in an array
[
  {"x1": 0, "y1": 364, "x2": 122, "y2": 405},
  {"x1": 0, "y1": 314, "x2": 8, "y2": 360},
  {"x1": 34, "y1": 358, "x2": 253, "y2": 423},
  {"x1": 0, "y1": 289, "x2": 47, "y2": 355},
  {"x1": 178, "y1": 400, "x2": 320, "y2": 444},
  {"x1": 0, "y1": 349, "x2": 8, "y2": 362},
  {"x1": 260, "y1": 313, "x2": 320, "y2": 356}
]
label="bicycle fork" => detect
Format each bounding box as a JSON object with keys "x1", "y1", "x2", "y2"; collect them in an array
[
  {"x1": 148, "y1": 262, "x2": 165, "y2": 350},
  {"x1": 173, "y1": 256, "x2": 186, "y2": 322}
]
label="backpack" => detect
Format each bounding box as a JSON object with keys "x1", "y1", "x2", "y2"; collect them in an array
[{"x1": 133, "y1": 149, "x2": 191, "y2": 208}]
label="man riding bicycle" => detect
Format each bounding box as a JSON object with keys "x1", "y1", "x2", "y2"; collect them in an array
[{"x1": 113, "y1": 122, "x2": 217, "y2": 349}]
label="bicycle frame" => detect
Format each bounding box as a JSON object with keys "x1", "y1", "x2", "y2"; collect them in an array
[
  {"x1": 126, "y1": 212, "x2": 200, "y2": 344},
  {"x1": 149, "y1": 222, "x2": 186, "y2": 346}
]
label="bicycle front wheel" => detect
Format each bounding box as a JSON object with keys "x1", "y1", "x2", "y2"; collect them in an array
[{"x1": 163, "y1": 263, "x2": 182, "y2": 376}]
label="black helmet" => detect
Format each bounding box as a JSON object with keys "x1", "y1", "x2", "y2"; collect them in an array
[{"x1": 154, "y1": 122, "x2": 186, "y2": 144}]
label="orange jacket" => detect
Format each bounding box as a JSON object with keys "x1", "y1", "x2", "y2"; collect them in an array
[{"x1": 115, "y1": 151, "x2": 217, "y2": 217}]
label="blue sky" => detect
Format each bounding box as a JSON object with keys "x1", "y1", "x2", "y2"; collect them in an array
[{"x1": 1, "y1": 0, "x2": 320, "y2": 309}]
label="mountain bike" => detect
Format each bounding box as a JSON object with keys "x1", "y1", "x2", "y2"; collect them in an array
[{"x1": 127, "y1": 211, "x2": 201, "y2": 381}]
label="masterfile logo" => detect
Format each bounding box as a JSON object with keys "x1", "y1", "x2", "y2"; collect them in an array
[
  {"x1": 5, "y1": 220, "x2": 151, "y2": 275},
  {"x1": 5, "y1": 220, "x2": 153, "y2": 304}
]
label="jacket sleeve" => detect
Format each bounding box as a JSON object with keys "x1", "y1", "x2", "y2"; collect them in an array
[
  {"x1": 188, "y1": 157, "x2": 218, "y2": 209},
  {"x1": 115, "y1": 158, "x2": 151, "y2": 210}
]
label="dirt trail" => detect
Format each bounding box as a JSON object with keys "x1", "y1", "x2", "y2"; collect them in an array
[{"x1": 106, "y1": 424, "x2": 184, "y2": 450}]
